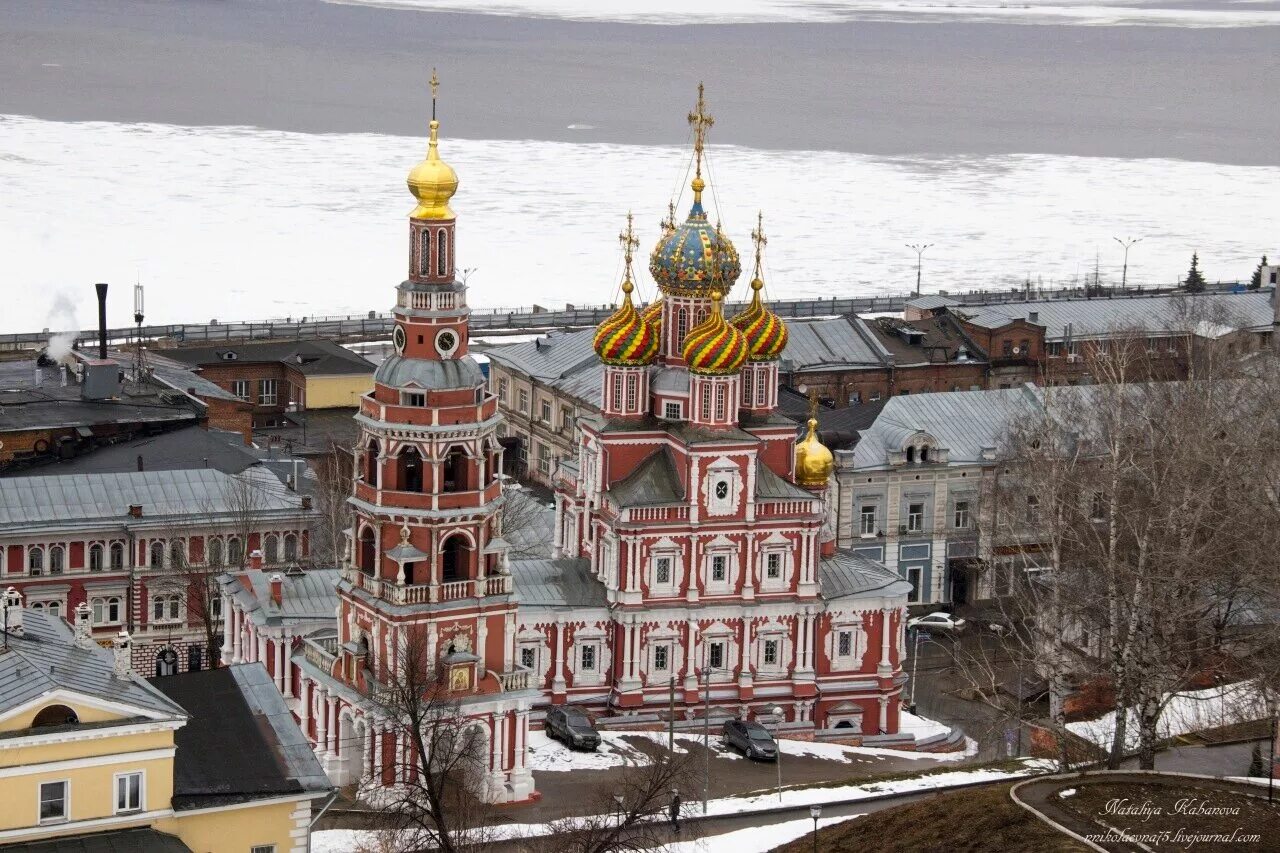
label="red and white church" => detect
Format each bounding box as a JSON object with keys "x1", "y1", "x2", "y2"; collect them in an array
[{"x1": 222, "y1": 86, "x2": 912, "y2": 804}]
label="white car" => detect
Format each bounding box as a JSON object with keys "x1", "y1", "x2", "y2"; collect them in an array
[{"x1": 907, "y1": 612, "x2": 967, "y2": 633}]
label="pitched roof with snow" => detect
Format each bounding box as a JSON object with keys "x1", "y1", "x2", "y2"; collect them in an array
[
  {"x1": 819, "y1": 550, "x2": 914, "y2": 599},
  {"x1": 510, "y1": 558, "x2": 608, "y2": 608}
]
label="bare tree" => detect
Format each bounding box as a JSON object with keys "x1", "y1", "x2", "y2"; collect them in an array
[
  {"x1": 358, "y1": 627, "x2": 501, "y2": 853},
  {"x1": 310, "y1": 440, "x2": 354, "y2": 568}
]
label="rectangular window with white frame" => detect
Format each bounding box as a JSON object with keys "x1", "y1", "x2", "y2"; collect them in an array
[
  {"x1": 763, "y1": 638, "x2": 778, "y2": 666},
  {"x1": 251, "y1": 846, "x2": 277, "y2": 853},
  {"x1": 38, "y1": 780, "x2": 68, "y2": 823},
  {"x1": 710, "y1": 554, "x2": 727, "y2": 582},
  {"x1": 860, "y1": 504, "x2": 877, "y2": 536},
  {"x1": 114, "y1": 771, "x2": 143, "y2": 814},
  {"x1": 258, "y1": 378, "x2": 277, "y2": 406},
  {"x1": 708, "y1": 641, "x2": 725, "y2": 671},
  {"x1": 497, "y1": 377, "x2": 508, "y2": 404},
  {"x1": 906, "y1": 502, "x2": 925, "y2": 532},
  {"x1": 518, "y1": 389, "x2": 529, "y2": 413},
  {"x1": 231, "y1": 379, "x2": 250, "y2": 400},
  {"x1": 653, "y1": 644, "x2": 669, "y2": 672},
  {"x1": 953, "y1": 500, "x2": 971, "y2": 529},
  {"x1": 837, "y1": 630, "x2": 852, "y2": 657},
  {"x1": 520, "y1": 646, "x2": 536, "y2": 670},
  {"x1": 664, "y1": 401, "x2": 681, "y2": 420},
  {"x1": 655, "y1": 556, "x2": 672, "y2": 585},
  {"x1": 765, "y1": 551, "x2": 782, "y2": 580},
  {"x1": 580, "y1": 645, "x2": 596, "y2": 672},
  {"x1": 540, "y1": 399, "x2": 552, "y2": 423}
]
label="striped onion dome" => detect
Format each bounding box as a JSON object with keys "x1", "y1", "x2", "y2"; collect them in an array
[
  {"x1": 682, "y1": 291, "x2": 749, "y2": 375},
  {"x1": 732, "y1": 276, "x2": 788, "y2": 361},
  {"x1": 641, "y1": 300, "x2": 662, "y2": 333},
  {"x1": 593, "y1": 280, "x2": 658, "y2": 366}
]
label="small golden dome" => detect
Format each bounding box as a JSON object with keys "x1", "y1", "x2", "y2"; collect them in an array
[
  {"x1": 407, "y1": 119, "x2": 459, "y2": 220},
  {"x1": 795, "y1": 418, "x2": 833, "y2": 488}
]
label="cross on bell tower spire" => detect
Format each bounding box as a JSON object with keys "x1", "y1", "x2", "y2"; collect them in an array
[
  {"x1": 751, "y1": 210, "x2": 768, "y2": 281},
  {"x1": 619, "y1": 211, "x2": 639, "y2": 285},
  {"x1": 687, "y1": 83, "x2": 714, "y2": 205},
  {"x1": 430, "y1": 67, "x2": 439, "y2": 122}
]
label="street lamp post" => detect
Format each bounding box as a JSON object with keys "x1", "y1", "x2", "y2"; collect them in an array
[
  {"x1": 810, "y1": 804, "x2": 822, "y2": 853},
  {"x1": 907, "y1": 243, "x2": 933, "y2": 297},
  {"x1": 613, "y1": 792, "x2": 625, "y2": 828},
  {"x1": 702, "y1": 665, "x2": 715, "y2": 815},
  {"x1": 1113, "y1": 236, "x2": 1142, "y2": 290},
  {"x1": 772, "y1": 704, "x2": 784, "y2": 802},
  {"x1": 907, "y1": 627, "x2": 926, "y2": 712}
]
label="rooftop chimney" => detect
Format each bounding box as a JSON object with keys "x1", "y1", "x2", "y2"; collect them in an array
[
  {"x1": 112, "y1": 630, "x2": 132, "y2": 679},
  {"x1": 73, "y1": 602, "x2": 94, "y2": 649},
  {"x1": 2, "y1": 587, "x2": 23, "y2": 637},
  {"x1": 128, "y1": 504, "x2": 143, "y2": 518},
  {"x1": 95, "y1": 282, "x2": 109, "y2": 360},
  {"x1": 270, "y1": 572, "x2": 284, "y2": 607},
  {"x1": 250, "y1": 549, "x2": 264, "y2": 571},
  {"x1": 1028, "y1": 311, "x2": 1040, "y2": 324}
]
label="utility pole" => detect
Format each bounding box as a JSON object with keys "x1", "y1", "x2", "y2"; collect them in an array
[
  {"x1": 907, "y1": 243, "x2": 933, "y2": 297},
  {"x1": 1113, "y1": 236, "x2": 1142, "y2": 289},
  {"x1": 908, "y1": 628, "x2": 926, "y2": 711},
  {"x1": 702, "y1": 665, "x2": 714, "y2": 815},
  {"x1": 668, "y1": 676, "x2": 676, "y2": 755}
]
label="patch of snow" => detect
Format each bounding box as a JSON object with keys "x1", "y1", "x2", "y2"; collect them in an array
[
  {"x1": 666, "y1": 813, "x2": 862, "y2": 853},
  {"x1": 1059, "y1": 787, "x2": 1078, "y2": 798},
  {"x1": 526, "y1": 729, "x2": 650, "y2": 772},
  {"x1": 898, "y1": 710, "x2": 952, "y2": 740},
  {"x1": 1066, "y1": 679, "x2": 1269, "y2": 751}
]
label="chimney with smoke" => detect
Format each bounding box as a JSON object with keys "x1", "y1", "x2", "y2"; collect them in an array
[{"x1": 81, "y1": 283, "x2": 123, "y2": 401}]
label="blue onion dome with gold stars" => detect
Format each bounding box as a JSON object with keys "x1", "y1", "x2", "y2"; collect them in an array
[
  {"x1": 732, "y1": 213, "x2": 788, "y2": 361},
  {"x1": 682, "y1": 291, "x2": 749, "y2": 375},
  {"x1": 649, "y1": 84, "x2": 742, "y2": 297},
  {"x1": 593, "y1": 213, "x2": 658, "y2": 367}
]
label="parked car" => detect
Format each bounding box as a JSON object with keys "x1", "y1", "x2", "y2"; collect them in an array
[
  {"x1": 545, "y1": 705, "x2": 601, "y2": 751},
  {"x1": 906, "y1": 612, "x2": 967, "y2": 633},
  {"x1": 722, "y1": 718, "x2": 778, "y2": 761}
]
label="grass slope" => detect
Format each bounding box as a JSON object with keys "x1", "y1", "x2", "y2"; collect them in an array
[{"x1": 770, "y1": 783, "x2": 1087, "y2": 853}]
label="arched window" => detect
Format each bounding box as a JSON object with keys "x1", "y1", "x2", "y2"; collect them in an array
[
  {"x1": 48, "y1": 545, "x2": 64, "y2": 575},
  {"x1": 155, "y1": 649, "x2": 178, "y2": 677},
  {"x1": 441, "y1": 534, "x2": 470, "y2": 582},
  {"x1": 27, "y1": 547, "x2": 43, "y2": 574},
  {"x1": 399, "y1": 446, "x2": 423, "y2": 492},
  {"x1": 419, "y1": 230, "x2": 431, "y2": 275},
  {"x1": 152, "y1": 594, "x2": 181, "y2": 623},
  {"x1": 284, "y1": 534, "x2": 298, "y2": 562},
  {"x1": 92, "y1": 596, "x2": 122, "y2": 625},
  {"x1": 32, "y1": 705, "x2": 79, "y2": 728},
  {"x1": 263, "y1": 534, "x2": 280, "y2": 564},
  {"x1": 207, "y1": 538, "x2": 224, "y2": 567},
  {"x1": 149, "y1": 541, "x2": 165, "y2": 568},
  {"x1": 906, "y1": 446, "x2": 916, "y2": 463},
  {"x1": 696, "y1": 308, "x2": 707, "y2": 326},
  {"x1": 359, "y1": 528, "x2": 377, "y2": 576},
  {"x1": 625, "y1": 373, "x2": 638, "y2": 410},
  {"x1": 89, "y1": 544, "x2": 104, "y2": 572},
  {"x1": 227, "y1": 538, "x2": 244, "y2": 567},
  {"x1": 437, "y1": 229, "x2": 448, "y2": 277},
  {"x1": 443, "y1": 447, "x2": 466, "y2": 493},
  {"x1": 169, "y1": 540, "x2": 186, "y2": 568},
  {"x1": 109, "y1": 542, "x2": 124, "y2": 570}
]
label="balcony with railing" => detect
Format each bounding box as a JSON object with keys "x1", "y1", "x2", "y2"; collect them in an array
[
  {"x1": 303, "y1": 634, "x2": 338, "y2": 673},
  {"x1": 494, "y1": 666, "x2": 534, "y2": 692},
  {"x1": 344, "y1": 564, "x2": 515, "y2": 605},
  {"x1": 757, "y1": 499, "x2": 818, "y2": 518}
]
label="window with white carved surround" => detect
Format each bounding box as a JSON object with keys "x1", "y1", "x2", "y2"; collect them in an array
[
  {"x1": 644, "y1": 628, "x2": 682, "y2": 684},
  {"x1": 699, "y1": 622, "x2": 737, "y2": 683},
  {"x1": 516, "y1": 628, "x2": 549, "y2": 680},
  {"x1": 825, "y1": 613, "x2": 869, "y2": 671},
  {"x1": 752, "y1": 620, "x2": 793, "y2": 679},
  {"x1": 758, "y1": 532, "x2": 793, "y2": 592},
  {"x1": 647, "y1": 538, "x2": 681, "y2": 597},
  {"x1": 702, "y1": 457, "x2": 743, "y2": 517},
  {"x1": 701, "y1": 535, "x2": 738, "y2": 596},
  {"x1": 570, "y1": 626, "x2": 609, "y2": 687}
]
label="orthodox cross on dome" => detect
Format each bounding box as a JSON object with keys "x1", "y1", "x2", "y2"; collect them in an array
[
  {"x1": 430, "y1": 67, "x2": 439, "y2": 121},
  {"x1": 687, "y1": 83, "x2": 714, "y2": 202},
  {"x1": 808, "y1": 387, "x2": 819, "y2": 419},
  {"x1": 619, "y1": 211, "x2": 639, "y2": 283},
  {"x1": 751, "y1": 210, "x2": 768, "y2": 280},
  {"x1": 660, "y1": 199, "x2": 676, "y2": 234}
]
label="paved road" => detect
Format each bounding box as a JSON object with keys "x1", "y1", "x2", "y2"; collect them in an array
[{"x1": 3, "y1": 0, "x2": 1278, "y2": 165}]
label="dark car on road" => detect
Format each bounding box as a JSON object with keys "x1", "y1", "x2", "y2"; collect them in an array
[
  {"x1": 545, "y1": 705, "x2": 601, "y2": 751},
  {"x1": 722, "y1": 718, "x2": 778, "y2": 761}
]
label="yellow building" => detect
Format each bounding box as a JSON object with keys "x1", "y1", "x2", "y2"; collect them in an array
[{"x1": 0, "y1": 592, "x2": 332, "y2": 852}]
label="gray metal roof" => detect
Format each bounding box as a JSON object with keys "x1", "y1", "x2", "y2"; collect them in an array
[
  {"x1": 953, "y1": 289, "x2": 1276, "y2": 340},
  {"x1": 779, "y1": 316, "x2": 890, "y2": 373},
  {"x1": 819, "y1": 551, "x2": 914, "y2": 599},
  {"x1": 0, "y1": 467, "x2": 305, "y2": 529},
  {"x1": 374, "y1": 354, "x2": 484, "y2": 390},
  {"x1": 848, "y1": 386, "x2": 1041, "y2": 469},
  {"x1": 511, "y1": 558, "x2": 607, "y2": 608},
  {"x1": 755, "y1": 460, "x2": 816, "y2": 500},
  {"x1": 905, "y1": 295, "x2": 961, "y2": 310},
  {"x1": 11, "y1": 426, "x2": 261, "y2": 478},
  {"x1": 222, "y1": 568, "x2": 340, "y2": 626},
  {"x1": 607, "y1": 448, "x2": 684, "y2": 507},
  {"x1": 163, "y1": 339, "x2": 374, "y2": 377},
  {"x1": 0, "y1": 359, "x2": 201, "y2": 434},
  {"x1": 0, "y1": 608, "x2": 188, "y2": 720}
]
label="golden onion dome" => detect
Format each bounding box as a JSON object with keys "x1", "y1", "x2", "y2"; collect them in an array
[
  {"x1": 407, "y1": 119, "x2": 459, "y2": 220},
  {"x1": 794, "y1": 418, "x2": 834, "y2": 488},
  {"x1": 682, "y1": 291, "x2": 749, "y2": 375},
  {"x1": 732, "y1": 277, "x2": 788, "y2": 361},
  {"x1": 593, "y1": 279, "x2": 658, "y2": 366},
  {"x1": 641, "y1": 300, "x2": 663, "y2": 336}
]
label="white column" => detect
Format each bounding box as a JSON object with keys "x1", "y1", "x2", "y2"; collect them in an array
[
  {"x1": 298, "y1": 679, "x2": 311, "y2": 743},
  {"x1": 514, "y1": 709, "x2": 528, "y2": 771},
  {"x1": 362, "y1": 722, "x2": 373, "y2": 781},
  {"x1": 230, "y1": 608, "x2": 242, "y2": 662},
  {"x1": 621, "y1": 617, "x2": 634, "y2": 682},
  {"x1": 314, "y1": 688, "x2": 329, "y2": 756},
  {"x1": 552, "y1": 495, "x2": 564, "y2": 558},
  {"x1": 371, "y1": 724, "x2": 383, "y2": 783},
  {"x1": 878, "y1": 695, "x2": 889, "y2": 733},
  {"x1": 221, "y1": 603, "x2": 234, "y2": 665},
  {"x1": 878, "y1": 608, "x2": 893, "y2": 677},
  {"x1": 274, "y1": 634, "x2": 286, "y2": 692},
  {"x1": 504, "y1": 613, "x2": 516, "y2": 671},
  {"x1": 281, "y1": 631, "x2": 293, "y2": 698},
  {"x1": 256, "y1": 631, "x2": 267, "y2": 666},
  {"x1": 327, "y1": 696, "x2": 340, "y2": 754},
  {"x1": 552, "y1": 619, "x2": 567, "y2": 693}
]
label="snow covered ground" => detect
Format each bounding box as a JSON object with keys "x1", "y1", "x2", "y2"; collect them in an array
[
  {"x1": 311, "y1": 759, "x2": 1048, "y2": 851},
  {"x1": 3, "y1": 114, "x2": 1277, "y2": 332},
  {"x1": 1066, "y1": 679, "x2": 1270, "y2": 751},
  {"x1": 665, "y1": 813, "x2": 862, "y2": 853},
  {"x1": 327, "y1": 0, "x2": 1280, "y2": 28}
]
